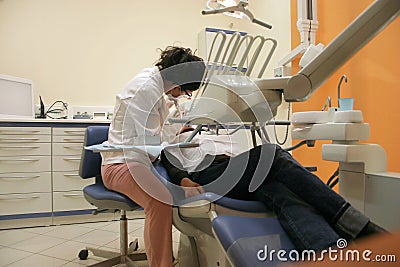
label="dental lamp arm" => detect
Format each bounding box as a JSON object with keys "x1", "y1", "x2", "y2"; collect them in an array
[
  {"x1": 252, "y1": 18, "x2": 273, "y2": 30},
  {"x1": 284, "y1": 0, "x2": 400, "y2": 101},
  {"x1": 202, "y1": 1, "x2": 272, "y2": 29}
]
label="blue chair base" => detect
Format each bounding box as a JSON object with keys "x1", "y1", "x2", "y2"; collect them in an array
[{"x1": 212, "y1": 216, "x2": 296, "y2": 267}]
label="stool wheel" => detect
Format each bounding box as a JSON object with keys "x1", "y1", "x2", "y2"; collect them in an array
[
  {"x1": 78, "y1": 249, "x2": 89, "y2": 260},
  {"x1": 129, "y1": 241, "x2": 139, "y2": 251}
]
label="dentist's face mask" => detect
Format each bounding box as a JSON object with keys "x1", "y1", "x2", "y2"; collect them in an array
[{"x1": 167, "y1": 94, "x2": 185, "y2": 103}]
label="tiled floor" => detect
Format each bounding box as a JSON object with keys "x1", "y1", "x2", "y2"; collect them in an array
[{"x1": 0, "y1": 219, "x2": 181, "y2": 267}]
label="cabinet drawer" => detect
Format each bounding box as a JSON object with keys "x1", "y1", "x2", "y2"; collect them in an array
[
  {"x1": 0, "y1": 143, "x2": 51, "y2": 156},
  {"x1": 53, "y1": 190, "x2": 94, "y2": 211},
  {"x1": 0, "y1": 193, "x2": 52, "y2": 216},
  {"x1": 0, "y1": 127, "x2": 51, "y2": 135},
  {"x1": 52, "y1": 128, "x2": 86, "y2": 136},
  {"x1": 52, "y1": 143, "x2": 83, "y2": 156},
  {"x1": 0, "y1": 156, "x2": 51, "y2": 173},
  {"x1": 52, "y1": 135, "x2": 84, "y2": 143},
  {"x1": 0, "y1": 134, "x2": 51, "y2": 143},
  {"x1": 53, "y1": 172, "x2": 94, "y2": 191},
  {"x1": 52, "y1": 155, "x2": 81, "y2": 171},
  {"x1": 0, "y1": 172, "x2": 51, "y2": 194}
]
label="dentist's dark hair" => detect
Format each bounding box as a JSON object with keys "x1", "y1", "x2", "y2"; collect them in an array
[{"x1": 155, "y1": 46, "x2": 206, "y2": 91}]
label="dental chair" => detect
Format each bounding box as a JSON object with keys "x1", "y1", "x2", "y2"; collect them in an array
[
  {"x1": 152, "y1": 164, "x2": 296, "y2": 267},
  {"x1": 82, "y1": 126, "x2": 295, "y2": 267},
  {"x1": 78, "y1": 126, "x2": 147, "y2": 267}
]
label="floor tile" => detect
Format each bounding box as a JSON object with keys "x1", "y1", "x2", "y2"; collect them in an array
[
  {"x1": 39, "y1": 240, "x2": 89, "y2": 261},
  {"x1": 43, "y1": 224, "x2": 94, "y2": 240},
  {"x1": 6, "y1": 254, "x2": 68, "y2": 267},
  {"x1": 75, "y1": 221, "x2": 114, "y2": 230},
  {"x1": 0, "y1": 247, "x2": 33, "y2": 267},
  {"x1": 102, "y1": 235, "x2": 145, "y2": 251},
  {"x1": 71, "y1": 229, "x2": 119, "y2": 247},
  {"x1": 97, "y1": 221, "x2": 120, "y2": 233},
  {"x1": 0, "y1": 229, "x2": 40, "y2": 246},
  {"x1": 70, "y1": 256, "x2": 102, "y2": 266},
  {"x1": 8, "y1": 234, "x2": 65, "y2": 253},
  {"x1": 60, "y1": 261, "x2": 87, "y2": 267},
  {"x1": 21, "y1": 225, "x2": 59, "y2": 235},
  {"x1": 128, "y1": 220, "x2": 145, "y2": 233}
]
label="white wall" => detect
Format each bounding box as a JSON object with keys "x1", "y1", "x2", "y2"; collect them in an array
[{"x1": 0, "y1": 0, "x2": 291, "y2": 107}]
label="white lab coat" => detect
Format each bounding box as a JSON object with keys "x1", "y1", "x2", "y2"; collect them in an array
[{"x1": 101, "y1": 66, "x2": 179, "y2": 166}]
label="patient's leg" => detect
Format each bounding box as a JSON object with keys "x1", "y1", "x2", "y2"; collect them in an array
[
  {"x1": 265, "y1": 144, "x2": 384, "y2": 239},
  {"x1": 255, "y1": 181, "x2": 340, "y2": 251}
]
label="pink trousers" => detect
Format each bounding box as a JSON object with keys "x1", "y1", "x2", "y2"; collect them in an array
[{"x1": 101, "y1": 162, "x2": 173, "y2": 267}]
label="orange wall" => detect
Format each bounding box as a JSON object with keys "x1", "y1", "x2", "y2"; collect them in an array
[{"x1": 290, "y1": 0, "x2": 400, "y2": 184}]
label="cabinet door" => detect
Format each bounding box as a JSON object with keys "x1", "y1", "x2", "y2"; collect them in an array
[
  {"x1": 52, "y1": 143, "x2": 83, "y2": 156},
  {"x1": 0, "y1": 134, "x2": 51, "y2": 143},
  {"x1": 53, "y1": 191, "x2": 94, "y2": 211},
  {"x1": 53, "y1": 172, "x2": 93, "y2": 191},
  {"x1": 52, "y1": 155, "x2": 81, "y2": 172},
  {"x1": 0, "y1": 156, "x2": 51, "y2": 173},
  {"x1": 0, "y1": 143, "x2": 51, "y2": 156},
  {"x1": 0, "y1": 127, "x2": 51, "y2": 135},
  {"x1": 0, "y1": 193, "x2": 52, "y2": 216},
  {"x1": 0, "y1": 172, "x2": 51, "y2": 194},
  {"x1": 52, "y1": 128, "x2": 85, "y2": 143}
]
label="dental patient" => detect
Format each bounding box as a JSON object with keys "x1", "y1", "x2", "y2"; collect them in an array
[{"x1": 160, "y1": 131, "x2": 387, "y2": 251}]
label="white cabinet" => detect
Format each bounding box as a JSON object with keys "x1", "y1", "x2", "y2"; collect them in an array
[
  {"x1": 0, "y1": 124, "x2": 109, "y2": 229},
  {"x1": 0, "y1": 127, "x2": 52, "y2": 227},
  {"x1": 52, "y1": 128, "x2": 94, "y2": 213}
]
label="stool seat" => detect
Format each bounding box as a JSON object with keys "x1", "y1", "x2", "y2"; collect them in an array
[{"x1": 83, "y1": 184, "x2": 140, "y2": 211}]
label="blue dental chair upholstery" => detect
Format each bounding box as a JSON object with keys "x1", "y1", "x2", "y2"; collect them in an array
[
  {"x1": 212, "y1": 216, "x2": 296, "y2": 266},
  {"x1": 78, "y1": 126, "x2": 146, "y2": 266}
]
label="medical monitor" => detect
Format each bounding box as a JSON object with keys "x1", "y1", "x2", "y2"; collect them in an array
[{"x1": 0, "y1": 74, "x2": 35, "y2": 119}]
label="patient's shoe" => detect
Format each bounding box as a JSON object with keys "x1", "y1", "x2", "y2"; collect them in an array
[{"x1": 357, "y1": 221, "x2": 388, "y2": 239}]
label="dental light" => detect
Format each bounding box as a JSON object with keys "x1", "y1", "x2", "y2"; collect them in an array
[{"x1": 202, "y1": 0, "x2": 272, "y2": 29}]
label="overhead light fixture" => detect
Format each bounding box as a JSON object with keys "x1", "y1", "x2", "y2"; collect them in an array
[{"x1": 202, "y1": 0, "x2": 272, "y2": 29}]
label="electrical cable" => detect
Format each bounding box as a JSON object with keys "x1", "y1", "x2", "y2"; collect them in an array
[
  {"x1": 273, "y1": 102, "x2": 291, "y2": 145},
  {"x1": 45, "y1": 100, "x2": 68, "y2": 119},
  {"x1": 284, "y1": 140, "x2": 307, "y2": 152},
  {"x1": 327, "y1": 167, "x2": 339, "y2": 188},
  {"x1": 329, "y1": 177, "x2": 339, "y2": 188}
]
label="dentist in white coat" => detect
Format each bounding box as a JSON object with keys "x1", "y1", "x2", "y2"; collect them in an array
[{"x1": 100, "y1": 46, "x2": 206, "y2": 267}]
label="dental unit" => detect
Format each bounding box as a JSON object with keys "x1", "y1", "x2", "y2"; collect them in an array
[{"x1": 166, "y1": 0, "x2": 400, "y2": 266}]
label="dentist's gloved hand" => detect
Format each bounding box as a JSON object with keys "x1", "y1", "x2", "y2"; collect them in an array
[{"x1": 180, "y1": 177, "x2": 205, "y2": 198}]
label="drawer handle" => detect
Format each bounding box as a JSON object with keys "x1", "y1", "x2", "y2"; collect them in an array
[
  {"x1": 0, "y1": 159, "x2": 40, "y2": 163},
  {"x1": 0, "y1": 130, "x2": 41, "y2": 134},
  {"x1": 64, "y1": 158, "x2": 81, "y2": 161},
  {"x1": 63, "y1": 130, "x2": 85, "y2": 134},
  {"x1": 0, "y1": 138, "x2": 40, "y2": 141},
  {"x1": 0, "y1": 175, "x2": 40, "y2": 180},
  {"x1": 0, "y1": 146, "x2": 40, "y2": 150},
  {"x1": 63, "y1": 193, "x2": 83, "y2": 197},
  {"x1": 63, "y1": 173, "x2": 80, "y2": 177},
  {"x1": 63, "y1": 138, "x2": 83, "y2": 142},
  {"x1": 62, "y1": 145, "x2": 82, "y2": 150},
  {"x1": 0, "y1": 195, "x2": 40, "y2": 200}
]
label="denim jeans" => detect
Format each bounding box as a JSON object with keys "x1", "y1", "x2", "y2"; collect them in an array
[{"x1": 193, "y1": 144, "x2": 369, "y2": 250}]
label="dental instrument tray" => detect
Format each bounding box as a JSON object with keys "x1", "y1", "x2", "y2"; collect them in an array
[{"x1": 85, "y1": 142, "x2": 199, "y2": 158}]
